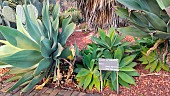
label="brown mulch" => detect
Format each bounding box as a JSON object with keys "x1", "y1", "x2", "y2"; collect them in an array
[{"x1": 0, "y1": 30, "x2": 170, "y2": 96}]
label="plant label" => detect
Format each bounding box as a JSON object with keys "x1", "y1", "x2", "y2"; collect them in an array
[{"x1": 99, "y1": 58, "x2": 119, "y2": 71}]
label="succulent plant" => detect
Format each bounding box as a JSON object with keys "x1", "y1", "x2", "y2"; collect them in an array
[
  {"x1": 117, "y1": 0, "x2": 170, "y2": 39},
  {"x1": 116, "y1": 0, "x2": 170, "y2": 68},
  {"x1": 0, "y1": 0, "x2": 75, "y2": 92}
]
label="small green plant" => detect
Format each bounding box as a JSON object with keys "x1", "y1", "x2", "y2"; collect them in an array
[
  {"x1": 74, "y1": 53, "x2": 100, "y2": 91},
  {"x1": 75, "y1": 28, "x2": 139, "y2": 91},
  {"x1": 0, "y1": 0, "x2": 75, "y2": 92}
]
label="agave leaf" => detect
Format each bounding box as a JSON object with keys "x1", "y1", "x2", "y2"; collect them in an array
[
  {"x1": 7, "y1": 72, "x2": 34, "y2": 92},
  {"x1": 61, "y1": 16, "x2": 72, "y2": 33},
  {"x1": 52, "y1": 3, "x2": 60, "y2": 19},
  {"x1": 115, "y1": 7, "x2": 129, "y2": 19},
  {"x1": 9, "y1": 64, "x2": 37, "y2": 75},
  {"x1": 154, "y1": 30, "x2": 170, "y2": 39},
  {"x1": 117, "y1": 0, "x2": 142, "y2": 10},
  {"x1": 42, "y1": 1, "x2": 51, "y2": 37},
  {"x1": 24, "y1": 5, "x2": 42, "y2": 44},
  {"x1": 0, "y1": 45, "x2": 21, "y2": 58},
  {"x1": 5, "y1": 75, "x2": 22, "y2": 83},
  {"x1": 118, "y1": 26, "x2": 150, "y2": 38},
  {"x1": 33, "y1": 58, "x2": 51, "y2": 76},
  {"x1": 156, "y1": 0, "x2": 170, "y2": 9},
  {"x1": 144, "y1": 11, "x2": 167, "y2": 31},
  {"x1": 0, "y1": 26, "x2": 40, "y2": 51},
  {"x1": 40, "y1": 37, "x2": 52, "y2": 58},
  {"x1": 59, "y1": 23, "x2": 75, "y2": 46},
  {"x1": 16, "y1": 15, "x2": 30, "y2": 38},
  {"x1": 0, "y1": 50, "x2": 43, "y2": 68},
  {"x1": 118, "y1": 72, "x2": 136, "y2": 85},
  {"x1": 59, "y1": 46, "x2": 71, "y2": 59},
  {"x1": 22, "y1": 72, "x2": 46, "y2": 92}
]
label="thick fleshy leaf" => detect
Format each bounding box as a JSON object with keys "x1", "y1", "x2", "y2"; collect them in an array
[
  {"x1": 61, "y1": 16, "x2": 72, "y2": 33},
  {"x1": 42, "y1": 1, "x2": 51, "y2": 37},
  {"x1": 33, "y1": 58, "x2": 51, "y2": 76},
  {"x1": 9, "y1": 64, "x2": 37, "y2": 74},
  {"x1": 52, "y1": 3, "x2": 60, "y2": 19},
  {"x1": 117, "y1": 0, "x2": 142, "y2": 10},
  {"x1": 16, "y1": 15, "x2": 30, "y2": 37},
  {"x1": 54, "y1": 43, "x2": 64, "y2": 59},
  {"x1": 0, "y1": 45, "x2": 21, "y2": 58},
  {"x1": 7, "y1": 72, "x2": 34, "y2": 92},
  {"x1": 40, "y1": 37, "x2": 52, "y2": 58},
  {"x1": 0, "y1": 50, "x2": 43, "y2": 68},
  {"x1": 118, "y1": 26, "x2": 150, "y2": 38},
  {"x1": 118, "y1": 72, "x2": 136, "y2": 85},
  {"x1": 59, "y1": 23, "x2": 76, "y2": 46},
  {"x1": 22, "y1": 72, "x2": 46, "y2": 92},
  {"x1": 24, "y1": 5, "x2": 42, "y2": 44},
  {"x1": 0, "y1": 26, "x2": 40, "y2": 50},
  {"x1": 144, "y1": 11, "x2": 167, "y2": 31}
]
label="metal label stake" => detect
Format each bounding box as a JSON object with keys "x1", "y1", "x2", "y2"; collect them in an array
[{"x1": 99, "y1": 58, "x2": 119, "y2": 95}]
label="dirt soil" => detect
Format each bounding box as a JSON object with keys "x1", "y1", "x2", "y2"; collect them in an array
[{"x1": 0, "y1": 30, "x2": 170, "y2": 96}]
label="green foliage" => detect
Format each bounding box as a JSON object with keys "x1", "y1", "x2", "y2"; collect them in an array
[
  {"x1": 139, "y1": 48, "x2": 170, "y2": 72},
  {"x1": 0, "y1": 0, "x2": 75, "y2": 92},
  {"x1": 74, "y1": 54, "x2": 100, "y2": 91},
  {"x1": 76, "y1": 28, "x2": 139, "y2": 91},
  {"x1": 116, "y1": 0, "x2": 170, "y2": 39}
]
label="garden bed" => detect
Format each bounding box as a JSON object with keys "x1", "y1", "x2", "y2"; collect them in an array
[{"x1": 0, "y1": 30, "x2": 170, "y2": 96}]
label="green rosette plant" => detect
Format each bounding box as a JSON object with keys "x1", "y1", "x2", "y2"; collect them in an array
[
  {"x1": 0, "y1": 0, "x2": 75, "y2": 92},
  {"x1": 75, "y1": 28, "x2": 139, "y2": 91}
]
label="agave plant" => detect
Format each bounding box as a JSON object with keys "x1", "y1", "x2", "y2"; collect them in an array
[
  {"x1": 116, "y1": 0, "x2": 170, "y2": 67},
  {"x1": 0, "y1": 0, "x2": 75, "y2": 92}
]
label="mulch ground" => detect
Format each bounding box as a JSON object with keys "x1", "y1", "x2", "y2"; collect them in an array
[{"x1": 0, "y1": 30, "x2": 170, "y2": 96}]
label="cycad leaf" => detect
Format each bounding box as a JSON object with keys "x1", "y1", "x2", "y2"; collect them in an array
[
  {"x1": 0, "y1": 50, "x2": 43, "y2": 68},
  {"x1": 0, "y1": 26, "x2": 40, "y2": 51}
]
